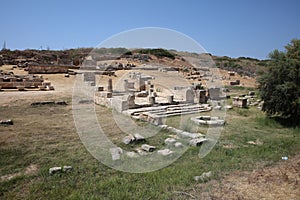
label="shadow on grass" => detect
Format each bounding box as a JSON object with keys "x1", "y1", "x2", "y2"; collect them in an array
[{"x1": 270, "y1": 116, "x2": 300, "y2": 128}]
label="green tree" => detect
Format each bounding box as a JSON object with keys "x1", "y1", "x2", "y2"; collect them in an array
[{"x1": 258, "y1": 39, "x2": 300, "y2": 119}]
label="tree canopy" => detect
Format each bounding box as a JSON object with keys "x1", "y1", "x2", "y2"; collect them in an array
[{"x1": 258, "y1": 39, "x2": 300, "y2": 120}]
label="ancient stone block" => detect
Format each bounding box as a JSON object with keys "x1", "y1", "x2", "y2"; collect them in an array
[
  {"x1": 107, "y1": 78, "x2": 113, "y2": 92},
  {"x1": 109, "y1": 147, "x2": 123, "y2": 161},
  {"x1": 185, "y1": 88, "x2": 194, "y2": 103},
  {"x1": 198, "y1": 90, "x2": 206, "y2": 103},
  {"x1": 134, "y1": 133, "x2": 145, "y2": 142},
  {"x1": 167, "y1": 95, "x2": 174, "y2": 104},
  {"x1": 157, "y1": 149, "x2": 173, "y2": 156},
  {"x1": 141, "y1": 144, "x2": 156, "y2": 152},
  {"x1": 189, "y1": 138, "x2": 208, "y2": 146}
]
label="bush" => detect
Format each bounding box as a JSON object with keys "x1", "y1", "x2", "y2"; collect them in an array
[{"x1": 137, "y1": 48, "x2": 175, "y2": 59}]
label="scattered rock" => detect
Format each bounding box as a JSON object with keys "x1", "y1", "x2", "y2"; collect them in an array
[
  {"x1": 281, "y1": 156, "x2": 288, "y2": 161},
  {"x1": 134, "y1": 133, "x2": 145, "y2": 142},
  {"x1": 159, "y1": 125, "x2": 168, "y2": 129},
  {"x1": 224, "y1": 105, "x2": 233, "y2": 110},
  {"x1": 141, "y1": 144, "x2": 156, "y2": 152},
  {"x1": 47, "y1": 85, "x2": 55, "y2": 90},
  {"x1": 189, "y1": 138, "x2": 208, "y2": 146},
  {"x1": 49, "y1": 166, "x2": 72, "y2": 175},
  {"x1": 214, "y1": 105, "x2": 222, "y2": 110},
  {"x1": 109, "y1": 147, "x2": 123, "y2": 160},
  {"x1": 157, "y1": 149, "x2": 173, "y2": 156},
  {"x1": 0, "y1": 119, "x2": 13, "y2": 125},
  {"x1": 122, "y1": 134, "x2": 135, "y2": 144},
  {"x1": 165, "y1": 138, "x2": 177, "y2": 144},
  {"x1": 166, "y1": 126, "x2": 204, "y2": 138},
  {"x1": 194, "y1": 171, "x2": 212, "y2": 182},
  {"x1": 247, "y1": 141, "x2": 256, "y2": 145},
  {"x1": 174, "y1": 142, "x2": 184, "y2": 148},
  {"x1": 248, "y1": 91, "x2": 255, "y2": 96},
  {"x1": 247, "y1": 140, "x2": 263, "y2": 145},
  {"x1": 62, "y1": 166, "x2": 73, "y2": 172},
  {"x1": 135, "y1": 148, "x2": 148, "y2": 156},
  {"x1": 49, "y1": 167, "x2": 62, "y2": 175},
  {"x1": 191, "y1": 116, "x2": 225, "y2": 126},
  {"x1": 123, "y1": 134, "x2": 145, "y2": 144}
]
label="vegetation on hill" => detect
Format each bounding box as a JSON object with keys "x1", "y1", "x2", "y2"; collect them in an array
[
  {"x1": 212, "y1": 55, "x2": 268, "y2": 77},
  {"x1": 0, "y1": 47, "x2": 267, "y2": 77},
  {"x1": 0, "y1": 48, "x2": 129, "y2": 66},
  {"x1": 258, "y1": 39, "x2": 300, "y2": 122},
  {"x1": 136, "y1": 48, "x2": 176, "y2": 59}
]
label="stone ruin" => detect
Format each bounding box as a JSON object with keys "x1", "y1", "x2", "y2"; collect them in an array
[
  {"x1": 230, "y1": 80, "x2": 240, "y2": 85},
  {"x1": 109, "y1": 124, "x2": 209, "y2": 160},
  {"x1": 92, "y1": 74, "x2": 220, "y2": 126},
  {"x1": 190, "y1": 116, "x2": 225, "y2": 126},
  {"x1": 208, "y1": 87, "x2": 223, "y2": 100},
  {"x1": 28, "y1": 65, "x2": 77, "y2": 74},
  {"x1": 83, "y1": 72, "x2": 96, "y2": 86},
  {"x1": 78, "y1": 70, "x2": 228, "y2": 162},
  {"x1": 228, "y1": 71, "x2": 235, "y2": 76},
  {"x1": 232, "y1": 97, "x2": 247, "y2": 108},
  {"x1": 0, "y1": 72, "x2": 54, "y2": 90}
]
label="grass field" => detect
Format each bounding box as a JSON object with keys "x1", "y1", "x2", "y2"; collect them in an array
[{"x1": 0, "y1": 87, "x2": 299, "y2": 199}]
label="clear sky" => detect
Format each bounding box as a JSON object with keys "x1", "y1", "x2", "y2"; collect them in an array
[{"x1": 1, "y1": 0, "x2": 299, "y2": 59}]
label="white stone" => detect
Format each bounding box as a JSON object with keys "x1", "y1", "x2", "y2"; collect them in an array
[
  {"x1": 189, "y1": 138, "x2": 208, "y2": 146},
  {"x1": 49, "y1": 167, "x2": 62, "y2": 175},
  {"x1": 109, "y1": 147, "x2": 123, "y2": 160},
  {"x1": 224, "y1": 105, "x2": 233, "y2": 110},
  {"x1": 174, "y1": 142, "x2": 184, "y2": 148},
  {"x1": 136, "y1": 148, "x2": 148, "y2": 156},
  {"x1": 123, "y1": 134, "x2": 135, "y2": 144},
  {"x1": 134, "y1": 133, "x2": 145, "y2": 141},
  {"x1": 62, "y1": 166, "x2": 73, "y2": 172},
  {"x1": 214, "y1": 105, "x2": 222, "y2": 110},
  {"x1": 141, "y1": 144, "x2": 156, "y2": 152},
  {"x1": 157, "y1": 149, "x2": 173, "y2": 156},
  {"x1": 164, "y1": 138, "x2": 176, "y2": 144},
  {"x1": 159, "y1": 125, "x2": 168, "y2": 129},
  {"x1": 194, "y1": 171, "x2": 212, "y2": 182}
]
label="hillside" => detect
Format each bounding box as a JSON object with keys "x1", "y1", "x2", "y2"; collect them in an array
[{"x1": 0, "y1": 48, "x2": 267, "y2": 77}]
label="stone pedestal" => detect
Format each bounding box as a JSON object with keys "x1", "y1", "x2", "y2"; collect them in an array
[
  {"x1": 167, "y1": 95, "x2": 174, "y2": 104},
  {"x1": 199, "y1": 90, "x2": 206, "y2": 103},
  {"x1": 107, "y1": 78, "x2": 113, "y2": 92},
  {"x1": 148, "y1": 96, "x2": 155, "y2": 105},
  {"x1": 185, "y1": 88, "x2": 194, "y2": 103}
]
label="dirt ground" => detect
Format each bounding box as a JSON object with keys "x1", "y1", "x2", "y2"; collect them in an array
[{"x1": 219, "y1": 69, "x2": 257, "y2": 88}]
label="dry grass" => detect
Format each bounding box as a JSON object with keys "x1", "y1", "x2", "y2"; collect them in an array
[{"x1": 188, "y1": 154, "x2": 300, "y2": 200}]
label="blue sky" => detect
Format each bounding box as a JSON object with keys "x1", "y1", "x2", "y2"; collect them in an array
[{"x1": 1, "y1": 0, "x2": 299, "y2": 59}]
